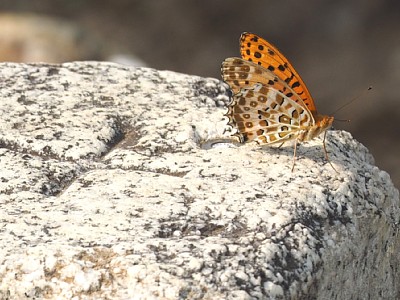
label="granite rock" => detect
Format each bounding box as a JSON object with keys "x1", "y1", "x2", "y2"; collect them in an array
[{"x1": 0, "y1": 62, "x2": 399, "y2": 299}]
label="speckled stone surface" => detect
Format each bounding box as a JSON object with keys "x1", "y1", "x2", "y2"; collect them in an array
[{"x1": 0, "y1": 62, "x2": 399, "y2": 299}]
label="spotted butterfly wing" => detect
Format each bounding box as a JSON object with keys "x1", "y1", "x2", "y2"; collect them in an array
[
  {"x1": 222, "y1": 58, "x2": 314, "y2": 144},
  {"x1": 239, "y1": 32, "x2": 317, "y2": 114},
  {"x1": 221, "y1": 32, "x2": 334, "y2": 159}
]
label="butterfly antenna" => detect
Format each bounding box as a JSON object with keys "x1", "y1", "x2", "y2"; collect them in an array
[
  {"x1": 334, "y1": 118, "x2": 351, "y2": 123},
  {"x1": 330, "y1": 86, "x2": 372, "y2": 116}
]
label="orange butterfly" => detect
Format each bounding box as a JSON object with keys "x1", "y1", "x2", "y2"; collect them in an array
[{"x1": 221, "y1": 32, "x2": 335, "y2": 171}]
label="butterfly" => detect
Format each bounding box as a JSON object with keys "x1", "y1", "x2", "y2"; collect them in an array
[{"x1": 221, "y1": 32, "x2": 335, "y2": 171}]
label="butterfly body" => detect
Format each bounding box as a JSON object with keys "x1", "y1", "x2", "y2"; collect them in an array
[{"x1": 221, "y1": 33, "x2": 334, "y2": 170}]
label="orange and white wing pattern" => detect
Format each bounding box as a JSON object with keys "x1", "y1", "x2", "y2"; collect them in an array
[
  {"x1": 222, "y1": 58, "x2": 313, "y2": 144},
  {"x1": 239, "y1": 32, "x2": 317, "y2": 114},
  {"x1": 221, "y1": 32, "x2": 333, "y2": 146}
]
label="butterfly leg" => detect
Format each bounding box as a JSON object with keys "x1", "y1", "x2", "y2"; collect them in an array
[
  {"x1": 278, "y1": 142, "x2": 286, "y2": 149},
  {"x1": 291, "y1": 139, "x2": 298, "y2": 172},
  {"x1": 322, "y1": 131, "x2": 338, "y2": 173}
]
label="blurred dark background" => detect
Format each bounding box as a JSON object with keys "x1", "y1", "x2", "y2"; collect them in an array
[{"x1": 0, "y1": 0, "x2": 399, "y2": 188}]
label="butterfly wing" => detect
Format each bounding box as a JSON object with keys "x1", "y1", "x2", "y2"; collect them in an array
[
  {"x1": 240, "y1": 32, "x2": 317, "y2": 114},
  {"x1": 225, "y1": 83, "x2": 314, "y2": 144},
  {"x1": 221, "y1": 57, "x2": 313, "y2": 119}
]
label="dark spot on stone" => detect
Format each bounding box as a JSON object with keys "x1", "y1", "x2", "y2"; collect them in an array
[
  {"x1": 47, "y1": 68, "x2": 59, "y2": 76},
  {"x1": 17, "y1": 95, "x2": 35, "y2": 105}
]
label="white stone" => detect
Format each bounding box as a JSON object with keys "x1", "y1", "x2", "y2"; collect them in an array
[{"x1": 0, "y1": 61, "x2": 398, "y2": 299}]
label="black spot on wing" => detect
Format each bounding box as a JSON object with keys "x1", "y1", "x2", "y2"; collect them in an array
[
  {"x1": 285, "y1": 74, "x2": 294, "y2": 84},
  {"x1": 291, "y1": 81, "x2": 300, "y2": 88}
]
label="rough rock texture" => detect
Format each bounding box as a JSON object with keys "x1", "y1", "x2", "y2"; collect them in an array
[{"x1": 0, "y1": 62, "x2": 399, "y2": 300}]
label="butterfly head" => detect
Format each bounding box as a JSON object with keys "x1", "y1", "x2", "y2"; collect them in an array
[
  {"x1": 301, "y1": 114, "x2": 334, "y2": 141},
  {"x1": 316, "y1": 114, "x2": 334, "y2": 129}
]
